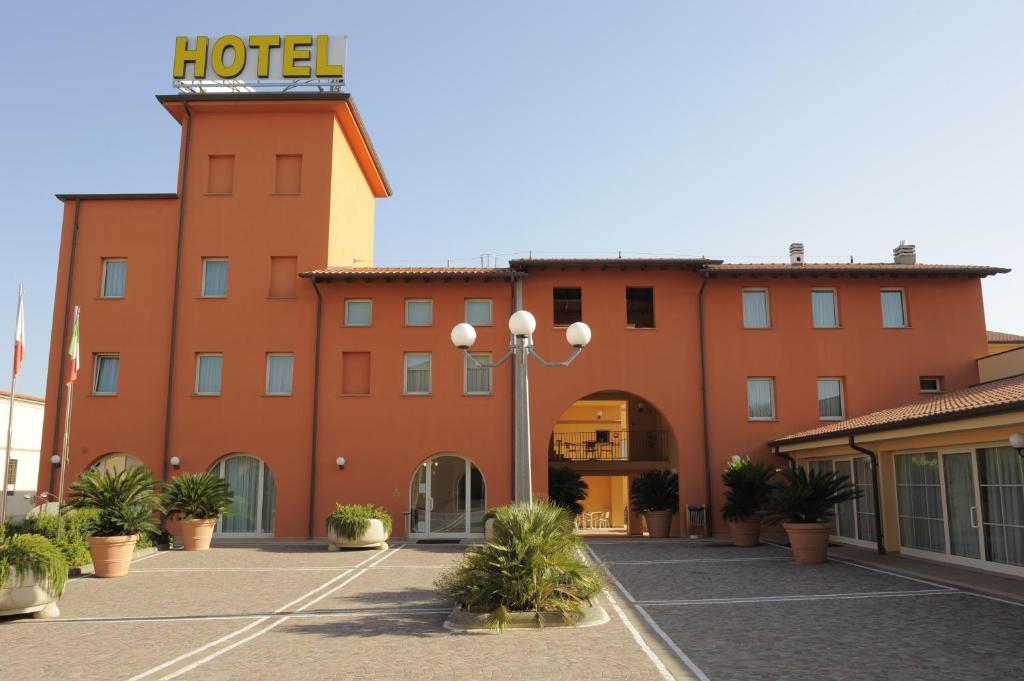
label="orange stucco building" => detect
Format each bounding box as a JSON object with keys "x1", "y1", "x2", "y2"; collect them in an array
[{"x1": 38, "y1": 92, "x2": 1010, "y2": 540}]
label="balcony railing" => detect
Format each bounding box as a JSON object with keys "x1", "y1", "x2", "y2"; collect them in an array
[{"x1": 549, "y1": 430, "x2": 670, "y2": 462}]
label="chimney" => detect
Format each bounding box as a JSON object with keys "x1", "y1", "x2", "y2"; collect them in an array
[
  {"x1": 893, "y1": 241, "x2": 916, "y2": 265},
  {"x1": 789, "y1": 243, "x2": 805, "y2": 265}
]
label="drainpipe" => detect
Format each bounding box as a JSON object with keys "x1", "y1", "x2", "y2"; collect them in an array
[
  {"x1": 697, "y1": 270, "x2": 713, "y2": 536},
  {"x1": 48, "y1": 198, "x2": 81, "y2": 495},
  {"x1": 848, "y1": 435, "x2": 886, "y2": 555},
  {"x1": 772, "y1": 445, "x2": 796, "y2": 470},
  {"x1": 307, "y1": 275, "x2": 324, "y2": 539},
  {"x1": 161, "y1": 100, "x2": 193, "y2": 482}
]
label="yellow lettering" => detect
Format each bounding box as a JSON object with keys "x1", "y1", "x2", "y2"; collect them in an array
[
  {"x1": 173, "y1": 36, "x2": 209, "y2": 79},
  {"x1": 248, "y1": 35, "x2": 281, "y2": 78},
  {"x1": 314, "y1": 35, "x2": 343, "y2": 78},
  {"x1": 211, "y1": 35, "x2": 246, "y2": 79},
  {"x1": 282, "y1": 35, "x2": 313, "y2": 77}
]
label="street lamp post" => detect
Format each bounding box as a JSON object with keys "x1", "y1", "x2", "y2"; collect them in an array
[{"x1": 451, "y1": 311, "x2": 591, "y2": 504}]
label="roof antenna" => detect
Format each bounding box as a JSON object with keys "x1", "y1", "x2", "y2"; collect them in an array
[
  {"x1": 850, "y1": 255, "x2": 854, "y2": 263},
  {"x1": 618, "y1": 250, "x2": 622, "y2": 258}
]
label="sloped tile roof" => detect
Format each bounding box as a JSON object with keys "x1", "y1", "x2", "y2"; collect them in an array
[
  {"x1": 770, "y1": 374, "x2": 1024, "y2": 445},
  {"x1": 707, "y1": 263, "x2": 1009, "y2": 277},
  {"x1": 300, "y1": 267, "x2": 516, "y2": 280},
  {"x1": 988, "y1": 330, "x2": 1024, "y2": 343}
]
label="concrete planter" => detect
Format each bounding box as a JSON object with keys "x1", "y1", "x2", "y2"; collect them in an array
[
  {"x1": 327, "y1": 519, "x2": 389, "y2": 551},
  {"x1": 444, "y1": 602, "x2": 609, "y2": 631},
  {"x1": 643, "y1": 510, "x2": 675, "y2": 538},
  {"x1": 181, "y1": 519, "x2": 217, "y2": 551},
  {"x1": 726, "y1": 517, "x2": 763, "y2": 547},
  {"x1": 88, "y1": 535, "x2": 139, "y2": 578},
  {"x1": 0, "y1": 567, "x2": 60, "y2": 619},
  {"x1": 782, "y1": 521, "x2": 833, "y2": 564}
]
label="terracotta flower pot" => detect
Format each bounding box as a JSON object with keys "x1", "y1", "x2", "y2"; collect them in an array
[
  {"x1": 643, "y1": 510, "x2": 674, "y2": 538},
  {"x1": 782, "y1": 522, "x2": 833, "y2": 564},
  {"x1": 726, "y1": 517, "x2": 762, "y2": 547},
  {"x1": 181, "y1": 518, "x2": 218, "y2": 551},
  {"x1": 88, "y1": 535, "x2": 139, "y2": 578}
]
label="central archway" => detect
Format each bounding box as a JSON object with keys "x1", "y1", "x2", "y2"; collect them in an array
[{"x1": 408, "y1": 454, "x2": 486, "y2": 538}]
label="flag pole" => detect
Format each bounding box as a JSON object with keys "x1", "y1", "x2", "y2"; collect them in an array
[
  {"x1": 56, "y1": 304, "x2": 78, "y2": 540},
  {"x1": 1, "y1": 284, "x2": 24, "y2": 525}
]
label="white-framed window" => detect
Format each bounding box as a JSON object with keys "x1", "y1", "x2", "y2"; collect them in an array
[
  {"x1": 806, "y1": 456, "x2": 876, "y2": 543},
  {"x1": 746, "y1": 378, "x2": 775, "y2": 420},
  {"x1": 464, "y1": 353, "x2": 492, "y2": 395},
  {"x1": 92, "y1": 354, "x2": 120, "y2": 395},
  {"x1": 881, "y1": 289, "x2": 908, "y2": 328},
  {"x1": 742, "y1": 289, "x2": 770, "y2": 329},
  {"x1": 202, "y1": 258, "x2": 229, "y2": 298},
  {"x1": 920, "y1": 376, "x2": 942, "y2": 393},
  {"x1": 811, "y1": 289, "x2": 839, "y2": 328},
  {"x1": 345, "y1": 300, "x2": 372, "y2": 327},
  {"x1": 817, "y1": 378, "x2": 845, "y2": 420},
  {"x1": 101, "y1": 259, "x2": 127, "y2": 298},
  {"x1": 405, "y1": 300, "x2": 433, "y2": 326},
  {"x1": 265, "y1": 353, "x2": 294, "y2": 396},
  {"x1": 404, "y1": 353, "x2": 431, "y2": 395},
  {"x1": 195, "y1": 354, "x2": 223, "y2": 395},
  {"x1": 465, "y1": 299, "x2": 492, "y2": 326}
]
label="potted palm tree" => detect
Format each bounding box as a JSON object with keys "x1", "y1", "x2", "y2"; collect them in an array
[
  {"x1": 764, "y1": 467, "x2": 861, "y2": 564},
  {"x1": 161, "y1": 472, "x2": 234, "y2": 551},
  {"x1": 548, "y1": 466, "x2": 588, "y2": 517},
  {"x1": 630, "y1": 470, "x2": 679, "y2": 538},
  {"x1": 721, "y1": 456, "x2": 775, "y2": 547},
  {"x1": 67, "y1": 466, "x2": 160, "y2": 577},
  {"x1": 0, "y1": 533, "x2": 68, "y2": 619},
  {"x1": 437, "y1": 500, "x2": 601, "y2": 631},
  {"x1": 326, "y1": 503, "x2": 392, "y2": 550}
]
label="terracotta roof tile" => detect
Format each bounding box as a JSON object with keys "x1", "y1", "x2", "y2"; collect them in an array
[
  {"x1": 771, "y1": 374, "x2": 1024, "y2": 445},
  {"x1": 988, "y1": 330, "x2": 1024, "y2": 343},
  {"x1": 509, "y1": 257, "x2": 720, "y2": 269},
  {"x1": 300, "y1": 267, "x2": 515, "y2": 280},
  {"x1": 707, "y1": 263, "x2": 1009, "y2": 277}
]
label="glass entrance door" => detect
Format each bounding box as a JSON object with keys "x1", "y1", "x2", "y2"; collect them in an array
[
  {"x1": 942, "y1": 452, "x2": 981, "y2": 559},
  {"x1": 409, "y1": 455, "x2": 486, "y2": 537}
]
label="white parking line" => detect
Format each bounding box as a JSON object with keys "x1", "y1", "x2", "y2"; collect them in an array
[
  {"x1": 157, "y1": 546, "x2": 401, "y2": 680},
  {"x1": 638, "y1": 588, "x2": 959, "y2": 606},
  {"x1": 35, "y1": 606, "x2": 452, "y2": 625},
  {"x1": 587, "y1": 544, "x2": 710, "y2": 681},
  {"x1": 603, "y1": 557, "x2": 792, "y2": 565},
  {"x1": 129, "y1": 565, "x2": 443, "y2": 573},
  {"x1": 126, "y1": 548, "x2": 394, "y2": 681}
]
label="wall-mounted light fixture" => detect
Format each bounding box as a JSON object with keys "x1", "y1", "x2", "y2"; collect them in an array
[
  {"x1": 1010, "y1": 433, "x2": 1024, "y2": 459},
  {"x1": 50, "y1": 454, "x2": 61, "y2": 466},
  {"x1": 170, "y1": 456, "x2": 181, "y2": 469},
  {"x1": 336, "y1": 456, "x2": 346, "y2": 470}
]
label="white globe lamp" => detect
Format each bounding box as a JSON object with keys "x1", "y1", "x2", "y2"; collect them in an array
[
  {"x1": 450, "y1": 323, "x2": 477, "y2": 349},
  {"x1": 565, "y1": 322, "x2": 592, "y2": 348},
  {"x1": 508, "y1": 310, "x2": 537, "y2": 337}
]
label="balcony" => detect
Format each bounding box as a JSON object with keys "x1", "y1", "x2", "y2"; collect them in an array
[{"x1": 549, "y1": 430, "x2": 670, "y2": 463}]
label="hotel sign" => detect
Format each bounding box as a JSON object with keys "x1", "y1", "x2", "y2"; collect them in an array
[{"x1": 173, "y1": 35, "x2": 346, "y2": 92}]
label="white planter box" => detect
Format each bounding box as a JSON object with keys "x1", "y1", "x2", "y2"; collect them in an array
[
  {"x1": 0, "y1": 568, "x2": 60, "y2": 619},
  {"x1": 327, "y1": 518, "x2": 389, "y2": 551}
]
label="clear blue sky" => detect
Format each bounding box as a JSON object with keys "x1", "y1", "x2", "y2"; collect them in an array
[{"x1": 1, "y1": 1, "x2": 1021, "y2": 397}]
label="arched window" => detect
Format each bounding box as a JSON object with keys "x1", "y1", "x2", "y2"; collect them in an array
[
  {"x1": 92, "y1": 453, "x2": 145, "y2": 474},
  {"x1": 409, "y1": 454, "x2": 486, "y2": 537},
  {"x1": 210, "y1": 454, "x2": 276, "y2": 536}
]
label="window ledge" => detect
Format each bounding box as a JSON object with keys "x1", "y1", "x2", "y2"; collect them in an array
[
  {"x1": 882, "y1": 326, "x2": 911, "y2": 330},
  {"x1": 748, "y1": 418, "x2": 778, "y2": 422},
  {"x1": 267, "y1": 295, "x2": 297, "y2": 300},
  {"x1": 343, "y1": 324, "x2": 372, "y2": 328},
  {"x1": 271, "y1": 192, "x2": 303, "y2": 197},
  {"x1": 403, "y1": 393, "x2": 432, "y2": 397},
  {"x1": 463, "y1": 393, "x2": 494, "y2": 397},
  {"x1": 90, "y1": 393, "x2": 118, "y2": 397},
  {"x1": 97, "y1": 296, "x2": 125, "y2": 301},
  {"x1": 263, "y1": 394, "x2": 293, "y2": 398},
  {"x1": 812, "y1": 326, "x2": 844, "y2": 330},
  {"x1": 625, "y1": 326, "x2": 657, "y2": 330},
  {"x1": 742, "y1": 327, "x2": 774, "y2": 331},
  {"x1": 198, "y1": 296, "x2": 227, "y2": 300},
  {"x1": 819, "y1": 417, "x2": 846, "y2": 422},
  {"x1": 192, "y1": 393, "x2": 221, "y2": 397}
]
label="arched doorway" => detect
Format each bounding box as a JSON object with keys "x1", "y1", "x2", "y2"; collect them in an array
[
  {"x1": 210, "y1": 454, "x2": 276, "y2": 537},
  {"x1": 409, "y1": 454, "x2": 486, "y2": 538},
  {"x1": 91, "y1": 453, "x2": 145, "y2": 473}
]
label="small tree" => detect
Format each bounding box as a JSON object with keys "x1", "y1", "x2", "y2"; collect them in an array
[
  {"x1": 630, "y1": 469, "x2": 679, "y2": 513},
  {"x1": 548, "y1": 466, "x2": 588, "y2": 517},
  {"x1": 721, "y1": 456, "x2": 776, "y2": 521}
]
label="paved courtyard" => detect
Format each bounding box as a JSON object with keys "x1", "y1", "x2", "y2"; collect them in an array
[{"x1": 2, "y1": 539, "x2": 1022, "y2": 680}]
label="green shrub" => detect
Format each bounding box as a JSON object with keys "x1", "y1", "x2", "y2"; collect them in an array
[
  {"x1": 162, "y1": 472, "x2": 234, "y2": 520},
  {"x1": 5, "y1": 508, "x2": 97, "y2": 567},
  {"x1": 721, "y1": 456, "x2": 776, "y2": 521},
  {"x1": 629, "y1": 469, "x2": 679, "y2": 513},
  {"x1": 326, "y1": 503, "x2": 392, "y2": 540},
  {"x1": 67, "y1": 466, "x2": 161, "y2": 537},
  {"x1": 764, "y1": 466, "x2": 862, "y2": 524},
  {"x1": 0, "y1": 533, "x2": 69, "y2": 598},
  {"x1": 435, "y1": 501, "x2": 601, "y2": 631},
  {"x1": 547, "y1": 466, "x2": 589, "y2": 517}
]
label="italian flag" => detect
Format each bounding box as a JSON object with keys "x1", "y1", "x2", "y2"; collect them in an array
[
  {"x1": 12, "y1": 285, "x2": 24, "y2": 376},
  {"x1": 66, "y1": 306, "x2": 80, "y2": 386}
]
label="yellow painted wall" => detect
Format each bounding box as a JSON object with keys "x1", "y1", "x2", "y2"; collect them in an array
[
  {"x1": 581, "y1": 475, "x2": 628, "y2": 528},
  {"x1": 987, "y1": 342, "x2": 1024, "y2": 356},
  {"x1": 328, "y1": 116, "x2": 376, "y2": 267},
  {"x1": 979, "y1": 347, "x2": 1024, "y2": 382}
]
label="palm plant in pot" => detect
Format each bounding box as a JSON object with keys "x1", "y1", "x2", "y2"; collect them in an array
[
  {"x1": 161, "y1": 472, "x2": 234, "y2": 551},
  {"x1": 548, "y1": 466, "x2": 589, "y2": 517},
  {"x1": 67, "y1": 466, "x2": 160, "y2": 577},
  {"x1": 764, "y1": 466, "x2": 861, "y2": 564},
  {"x1": 630, "y1": 469, "x2": 679, "y2": 538},
  {"x1": 721, "y1": 456, "x2": 776, "y2": 547}
]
